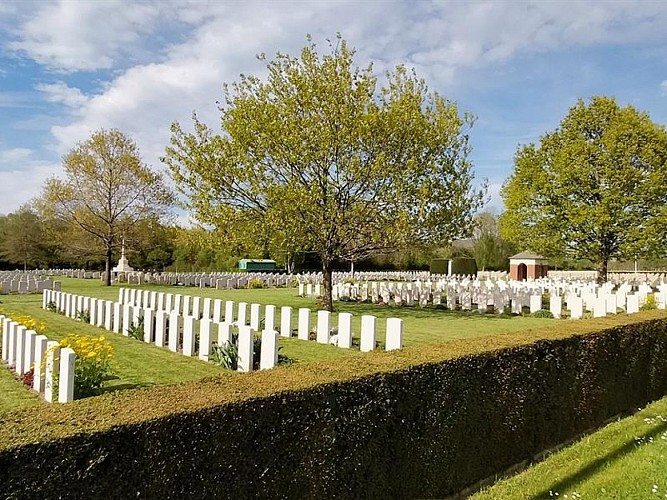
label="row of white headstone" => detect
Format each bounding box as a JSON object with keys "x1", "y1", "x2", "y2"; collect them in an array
[
  {"x1": 45, "y1": 289, "x2": 402, "y2": 374},
  {"x1": 115, "y1": 287, "x2": 404, "y2": 352},
  {"x1": 44, "y1": 289, "x2": 278, "y2": 372},
  {"x1": 0, "y1": 315, "x2": 74, "y2": 403},
  {"x1": 328, "y1": 278, "x2": 667, "y2": 318}
]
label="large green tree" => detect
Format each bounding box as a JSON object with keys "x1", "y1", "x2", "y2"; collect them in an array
[
  {"x1": 0, "y1": 206, "x2": 48, "y2": 270},
  {"x1": 164, "y1": 36, "x2": 485, "y2": 310},
  {"x1": 472, "y1": 212, "x2": 514, "y2": 271},
  {"x1": 500, "y1": 96, "x2": 667, "y2": 283},
  {"x1": 41, "y1": 129, "x2": 174, "y2": 285}
]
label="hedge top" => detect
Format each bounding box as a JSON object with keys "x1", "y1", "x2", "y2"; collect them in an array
[{"x1": 1, "y1": 310, "x2": 666, "y2": 451}]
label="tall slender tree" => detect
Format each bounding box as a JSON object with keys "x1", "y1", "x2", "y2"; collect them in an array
[{"x1": 41, "y1": 129, "x2": 174, "y2": 285}]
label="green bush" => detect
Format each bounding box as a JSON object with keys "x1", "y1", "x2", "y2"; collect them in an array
[
  {"x1": 75, "y1": 309, "x2": 90, "y2": 323},
  {"x1": 531, "y1": 309, "x2": 554, "y2": 318},
  {"x1": 127, "y1": 316, "x2": 144, "y2": 341}
]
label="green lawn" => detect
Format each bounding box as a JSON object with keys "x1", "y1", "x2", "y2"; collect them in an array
[
  {"x1": 2, "y1": 278, "x2": 667, "y2": 495},
  {"x1": 471, "y1": 395, "x2": 667, "y2": 499},
  {"x1": 54, "y1": 277, "x2": 557, "y2": 346},
  {"x1": 0, "y1": 277, "x2": 560, "y2": 414},
  {"x1": 0, "y1": 364, "x2": 41, "y2": 413}
]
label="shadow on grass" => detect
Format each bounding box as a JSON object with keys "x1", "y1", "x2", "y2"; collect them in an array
[{"x1": 531, "y1": 419, "x2": 667, "y2": 499}]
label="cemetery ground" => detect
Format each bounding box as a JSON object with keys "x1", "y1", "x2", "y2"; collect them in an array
[
  {"x1": 1, "y1": 277, "x2": 557, "y2": 412},
  {"x1": 3, "y1": 280, "x2": 667, "y2": 497}
]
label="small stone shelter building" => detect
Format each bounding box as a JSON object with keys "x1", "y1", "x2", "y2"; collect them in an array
[{"x1": 509, "y1": 251, "x2": 549, "y2": 281}]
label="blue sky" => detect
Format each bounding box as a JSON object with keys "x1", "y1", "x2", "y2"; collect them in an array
[{"x1": 0, "y1": 0, "x2": 665, "y2": 218}]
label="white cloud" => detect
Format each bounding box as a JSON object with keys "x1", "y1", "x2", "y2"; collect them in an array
[
  {"x1": 0, "y1": 148, "x2": 32, "y2": 163},
  {"x1": 0, "y1": 159, "x2": 60, "y2": 215},
  {"x1": 5, "y1": 0, "x2": 667, "y2": 212},
  {"x1": 8, "y1": 0, "x2": 170, "y2": 71},
  {"x1": 661, "y1": 80, "x2": 667, "y2": 95},
  {"x1": 35, "y1": 81, "x2": 89, "y2": 107}
]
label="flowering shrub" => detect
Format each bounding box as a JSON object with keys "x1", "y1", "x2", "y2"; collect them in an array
[
  {"x1": 57, "y1": 335, "x2": 115, "y2": 398},
  {"x1": 640, "y1": 294, "x2": 657, "y2": 311},
  {"x1": 12, "y1": 315, "x2": 46, "y2": 332},
  {"x1": 248, "y1": 279, "x2": 267, "y2": 289}
]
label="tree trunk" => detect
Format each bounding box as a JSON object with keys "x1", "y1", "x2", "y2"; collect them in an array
[
  {"x1": 322, "y1": 259, "x2": 334, "y2": 312},
  {"x1": 105, "y1": 245, "x2": 113, "y2": 286},
  {"x1": 596, "y1": 258, "x2": 608, "y2": 285}
]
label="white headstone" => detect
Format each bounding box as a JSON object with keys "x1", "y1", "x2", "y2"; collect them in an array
[
  {"x1": 217, "y1": 322, "x2": 233, "y2": 346},
  {"x1": 569, "y1": 297, "x2": 583, "y2": 320},
  {"x1": 298, "y1": 308, "x2": 311, "y2": 340},
  {"x1": 58, "y1": 348, "x2": 75, "y2": 403},
  {"x1": 626, "y1": 295, "x2": 640, "y2": 314},
  {"x1": 264, "y1": 305, "x2": 276, "y2": 334},
  {"x1": 250, "y1": 303, "x2": 261, "y2": 330},
  {"x1": 237, "y1": 326, "x2": 254, "y2": 372},
  {"x1": 44, "y1": 341, "x2": 60, "y2": 403},
  {"x1": 225, "y1": 300, "x2": 235, "y2": 323},
  {"x1": 316, "y1": 310, "x2": 331, "y2": 344},
  {"x1": 593, "y1": 297, "x2": 607, "y2": 318},
  {"x1": 155, "y1": 310, "x2": 168, "y2": 347},
  {"x1": 280, "y1": 306, "x2": 292, "y2": 337},
  {"x1": 113, "y1": 302, "x2": 122, "y2": 333},
  {"x1": 33, "y1": 335, "x2": 48, "y2": 393},
  {"x1": 529, "y1": 294, "x2": 542, "y2": 314},
  {"x1": 23, "y1": 330, "x2": 36, "y2": 375},
  {"x1": 360, "y1": 315, "x2": 377, "y2": 352},
  {"x1": 212, "y1": 299, "x2": 223, "y2": 322},
  {"x1": 143, "y1": 308, "x2": 155, "y2": 343},
  {"x1": 549, "y1": 295, "x2": 562, "y2": 319},
  {"x1": 199, "y1": 319, "x2": 213, "y2": 361},
  {"x1": 260, "y1": 329, "x2": 278, "y2": 370},
  {"x1": 237, "y1": 302, "x2": 248, "y2": 326},
  {"x1": 15, "y1": 325, "x2": 26, "y2": 374},
  {"x1": 338, "y1": 312, "x2": 353, "y2": 349},
  {"x1": 182, "y1": 316, "x2": 196, "y2": 356},
  {"x1": 385, "y1": 318, "x2": 403, "y2": 351},
  {"x1": 168, "y1": 311, "x2": 181, "y2": 352}
]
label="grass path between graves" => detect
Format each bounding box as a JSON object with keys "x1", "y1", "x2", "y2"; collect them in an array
[
  {"x1": 471, "y1": 394, "x2": 667, "y2": 499},
  {"x1": 0, "y1": 364, "x2": 41, "y2": 413}
]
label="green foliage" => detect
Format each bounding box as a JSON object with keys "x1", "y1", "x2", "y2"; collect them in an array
[
  {"x1": 500, "y1": 96, "x2": 667, "y2": 284},
  {"x1": 56, "y1": 335, "x2": 115, "y2": 399},
  {"x1": 46, "y1": 301, "x2": 57, "y2": 313},
  {"x1": 164, "y1": 35, "x2": 486, "y2": 310},
  {"x1": 640, "y1": 294, "x2": 657, "y2": 311},
  {"x1": 127, "y1": 316, "x2": 145, "y2": 341},
  {"x1": 209, "y1": 334, "x2": 292, "y2": 370},
  {"x1": 75, "y1": 309, "x2": 90, "y2": 323},
  {"x1": 531, "y1": 309, "x2": 555, "y2": 318},
  {"x1": 39, "y1": 129, "x2": 174, "y2": 285},
  {"x1": 0, "y1": 207, "x2": 50, "y2": 270},
  {"x1": 209, "y1": 338, "x2": 239, "y2": 370},
  {"x1": 472, "y1": 212, "x2": 514, "y2": 271}
]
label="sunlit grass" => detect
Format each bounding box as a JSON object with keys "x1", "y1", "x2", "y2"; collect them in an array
[{"x1": 471, "y1": 396, "x2": 667, "y2": 499}]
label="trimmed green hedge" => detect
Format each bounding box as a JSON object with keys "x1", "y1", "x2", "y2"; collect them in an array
[{"x1": 1, "y1": 312, "x2": 667, "y2": 498}]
